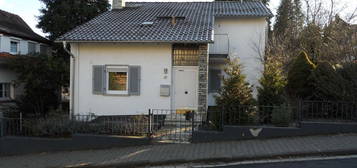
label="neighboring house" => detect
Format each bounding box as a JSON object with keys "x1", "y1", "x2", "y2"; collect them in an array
[
  {"x1": 0, "y1": 9, "x2": 51, "y2": 108},
  {"x1": 330, "y1": 16, "x2": 357, "y2": 62},
  {"x1": 57, "y1": 0, "x2": 272, "y2": 116},
  {"x1": 352, "y1": 24, "x2": 357, "y2": 62}
]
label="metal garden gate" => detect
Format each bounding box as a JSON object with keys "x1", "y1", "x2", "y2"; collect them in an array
[{"x1": 148, "y1": 109, "x2": 201, "y2": 143}]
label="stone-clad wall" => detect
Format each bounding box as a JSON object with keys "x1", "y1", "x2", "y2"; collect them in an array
[{"x1": 198, "y1": 44, "x2": 209, "y2": 120}]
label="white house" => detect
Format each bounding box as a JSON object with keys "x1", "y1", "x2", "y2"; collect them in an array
[
  {"x1": 57, "y1": 0, "x2": 272, "y2": 116},
  {"x1": 0, "y1": 9, "x2": 51, "y2": 108}
]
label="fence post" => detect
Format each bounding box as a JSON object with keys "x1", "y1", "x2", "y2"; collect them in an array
[
  {"x1": 191, "y1": 110, "x2": 195, "y2": 140},
  {"x1": 148, "y1": 109, "x2": 152, "y2": 138},
  {"x1": 297, "y1": 100, "x2": 303, "y2": 127},
  {"x1": 19, "y1": 112, "x2": 23, "y2": 134},
  {"x1": 221, "y1": 106, "x2": 224, "y2": 131},
  {"x1": 0, "y1": 112, "x2": 3, "y2": 137}
]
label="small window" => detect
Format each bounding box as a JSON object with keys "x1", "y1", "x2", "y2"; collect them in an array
[
  {"x1": 28, "y1": 42, "x2": 37, "y2": 54},
  {"x1": 40, "y1": 45, "x2": 47, "y2": 55},
  {"x1": 0, "y1": 83, "x2": 11, "y2": 100},
  {"x1": 10, "y1": 41, "x2": 19, "y2": 54},
  {"x1": 106, "y1": 66, "x2": 128, "y2": 95},
  {"x1": 172, "y1": 44, "x2": 200, "y2": 66},
  {"x1": 141, "y1": 21, "x2": 154, "y2": 26},
  {"x1": 208, "y1": 69, "x2": 222, "y2": 93}
]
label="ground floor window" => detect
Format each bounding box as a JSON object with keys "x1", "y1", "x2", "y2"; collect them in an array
[
  {"x1": 106, "y1": 66, "x2": 128, "y2": 95},
  {"x1": 0, "y1": 83, "x2": 11, "y2": 100}
]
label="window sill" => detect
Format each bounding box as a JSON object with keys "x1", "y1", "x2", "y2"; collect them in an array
[{"x1": 103, "y1": 93, "x2": 130, "y2": 97}]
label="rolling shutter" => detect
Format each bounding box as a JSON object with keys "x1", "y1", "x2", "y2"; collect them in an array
[
  {"x1": 92, "y1": 65, "x2": 106, "y2": 94},
  {"x1": 129, "y1": 66, "x2": 141, "y2": 95}
]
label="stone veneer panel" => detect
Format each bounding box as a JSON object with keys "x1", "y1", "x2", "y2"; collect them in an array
[{"x1": 198, "y1": 44, "x2": 208, "y2": 121}]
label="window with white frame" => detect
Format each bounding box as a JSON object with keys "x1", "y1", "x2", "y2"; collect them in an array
[
  {"x1": 28, "y1": 42, "x2": 37, "y2": 54},
  {"x1": 106, "y1": 66, "x2": 129, "y2": 95},
  {"x1": 92, "y1": 65, "x2": 140, "y2": 95},
  {"x1": 0, "y1": 83, "x2": 11, "y2": 100},
  {"x1": 10, "y1": 41, "x2": 19, "y2": 54}
]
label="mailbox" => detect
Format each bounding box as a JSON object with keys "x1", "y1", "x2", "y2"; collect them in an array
[{"x1": 160, "y1": 85, "x2": 170, "y2": 96}]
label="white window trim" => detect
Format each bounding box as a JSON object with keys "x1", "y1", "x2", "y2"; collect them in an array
[
  {"x1": 10, "y1": 40, "x2": 20, "y2": 55},
  {"x1": 106, "y1": 65, "x2": 129, "y2": 95}
]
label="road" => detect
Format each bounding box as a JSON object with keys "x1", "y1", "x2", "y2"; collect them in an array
[{"x1": 205, "y1": 157, "x2": 357, "y2": 168}]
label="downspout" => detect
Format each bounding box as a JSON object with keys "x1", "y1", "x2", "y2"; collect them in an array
[{"x1": 62, "y1": 41, "x2": 75, "y2": 119}]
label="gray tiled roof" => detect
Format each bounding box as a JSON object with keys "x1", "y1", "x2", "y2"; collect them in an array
[{"x1": 57, "y1": 2, "x2": 272, "y2": 43}]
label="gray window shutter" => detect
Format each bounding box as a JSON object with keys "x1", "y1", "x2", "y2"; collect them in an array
[
  {"x1": 92, "y1": 65, "x2": 106, "y2": 94},
  {"x1": 208, "y1": 69, "x2": 221, "y2": 93},
  {"x1": 129, "y1": 66, "x2": 141, "y2": 95}
]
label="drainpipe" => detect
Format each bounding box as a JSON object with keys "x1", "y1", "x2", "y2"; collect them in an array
[{"x1": 62, "y1": 41, "x2": 75, "y2": 119}]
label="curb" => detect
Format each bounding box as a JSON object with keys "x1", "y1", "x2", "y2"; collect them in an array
[{"x1": 73, "y1": 149, "x2": 357, "y2": 168}]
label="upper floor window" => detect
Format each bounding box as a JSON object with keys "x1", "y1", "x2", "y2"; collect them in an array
[
  {"x1": 40, "y1": 45, "x2": 48, "y2": 55},
  {"x1": 28, "y1": 42, "x2": 37, "y2": 54},
  {"x1": 0, "y1": 83, "x2": 11, "y2": 100},
  {"x1": 10, "y1": 41, "x2": 19, "y2": 54}
]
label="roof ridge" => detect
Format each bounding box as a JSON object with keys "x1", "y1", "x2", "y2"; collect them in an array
[{"x1": 0, "y1": 9, "x2": 21, "y2": 17}]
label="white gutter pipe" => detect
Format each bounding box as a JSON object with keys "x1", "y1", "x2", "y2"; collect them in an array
[{"x1": 62, "y1": 41, "x2": 75, "y2": 119}]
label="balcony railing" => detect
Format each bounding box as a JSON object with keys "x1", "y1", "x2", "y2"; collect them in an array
[{"x1": 209, "y1": 34, "x2": 229, "y2": 55}]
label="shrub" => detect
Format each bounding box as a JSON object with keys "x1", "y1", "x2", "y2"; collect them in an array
[
  {"x1": 23, "y1": 116, "x2": 73, "y2": 138},
  {"x1": 258, "y1": 57, "x2": 287, "y2": 106},
  {"x1": 337, "y1": 63, "x2": 357, "y2": 100},
  {"x1": 309, "y1": 62, "x2": 350, "y2": 101},
  {"x1": 287, "y1": 51, "x2": 316, "y2": 99},
  {"x1": 215, "y1": 59, "x2": 255, "y2": 124},
  {"x1": 7, "y1": 54, "x2": 68, "y2": 117}
]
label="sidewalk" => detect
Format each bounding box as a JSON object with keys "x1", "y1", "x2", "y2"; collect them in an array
[{"x1": 1, "y1": 134, "x2": 357, "y2": 168}]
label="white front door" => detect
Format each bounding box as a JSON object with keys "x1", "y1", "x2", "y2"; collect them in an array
[{"x1": 173, "y1": 67, "x2": 198, "y2": 110}]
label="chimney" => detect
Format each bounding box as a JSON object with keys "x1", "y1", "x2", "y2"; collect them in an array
[
  {"x1": 113, "y1": 0, "x2": 125, "y2": 9},
  {"x1": 171, "y1": 16, "x2": 177, "y2": 25}
]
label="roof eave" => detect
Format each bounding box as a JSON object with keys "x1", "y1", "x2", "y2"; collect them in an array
[
  {"x1": 214, "y1": 15, "x2": 272, "y2": 18},
  {"x1": 55, "y1": 40, "x2": 213, "y2": 44},
  {"x1": 0, "y1": 31, "x2": 51, "y2": 45}
]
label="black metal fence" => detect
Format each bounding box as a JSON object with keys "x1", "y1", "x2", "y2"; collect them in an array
[
  {"x1": 205, "y1": 105, "x2": 298, "y2": 130},
  {"x1": 300, "y1": 101, "x2": 357, "y2": 122},
  {"x1": 205, "y1": 101, "x2": 357, "y2": 130},
  {"x1": 0, "y1": 110, "x2": 202, "y2": 143},
  {"x1": 1, "y1": 101, "x2": 356, "y2": 139},
  {"x1": 0, "y1": 114, "x2": 150, "y2": 137}
]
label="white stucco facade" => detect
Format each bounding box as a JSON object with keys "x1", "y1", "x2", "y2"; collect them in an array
[
  {"x1": 70, "y1": 43, "x2": 172, "y2": 115},
  {"x1": 208, "y1": 17, "x2": 268, "y2": 106},
  {"x1": 70, "y1": 18, "x2": 268, "y2": 114}
]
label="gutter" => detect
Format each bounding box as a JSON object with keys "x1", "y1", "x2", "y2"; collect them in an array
[
  {"x1": 62, "y1": 41, "x2": 75, "y2": 119},
  {"x1": 55, "y1": 40, "x2": 215, "y2": 44}
]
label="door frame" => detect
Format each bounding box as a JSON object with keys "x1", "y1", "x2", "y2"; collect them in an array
[{"x1": 171, "y1": 66, "x2": 199, "y2": 110}]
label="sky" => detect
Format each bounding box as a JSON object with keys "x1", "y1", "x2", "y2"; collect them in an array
[{"x1": 0, "y1": 0, "x2": 356, "y2": 37}]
